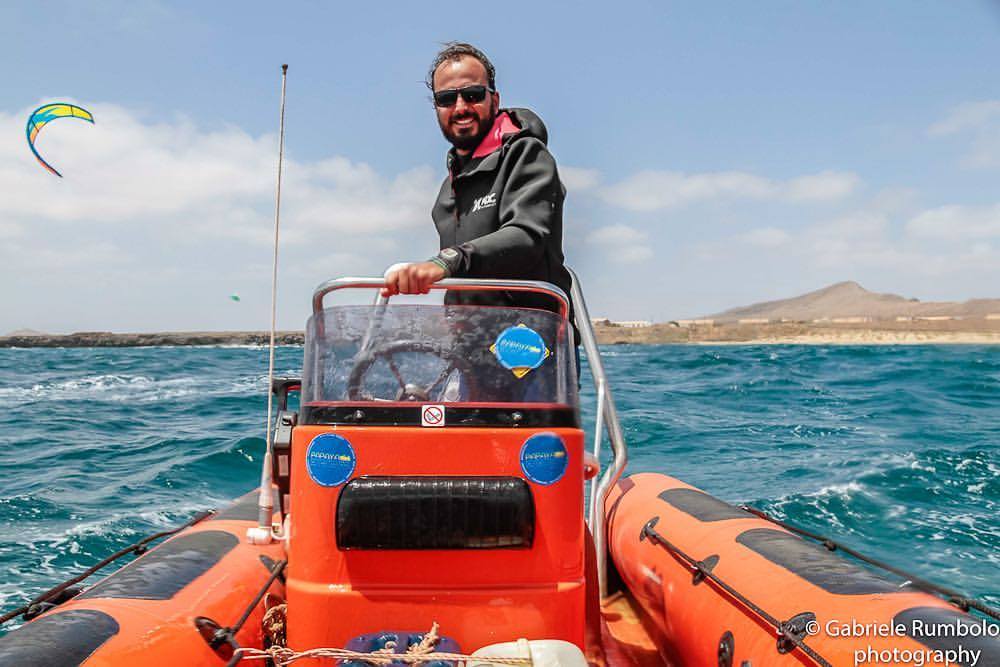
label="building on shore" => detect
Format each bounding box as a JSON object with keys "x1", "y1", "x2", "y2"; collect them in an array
[{"x1": 591, "y1": 318, "x2": 653, "y2": 328}]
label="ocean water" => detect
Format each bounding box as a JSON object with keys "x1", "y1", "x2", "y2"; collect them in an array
[{"x1": 0, "y1": 344, "x2": 997, "y2": 631}]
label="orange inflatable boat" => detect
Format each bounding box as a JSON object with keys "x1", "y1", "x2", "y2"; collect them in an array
[{"x1": 0, "y1": 275, "x2": 996, "y2": 667}]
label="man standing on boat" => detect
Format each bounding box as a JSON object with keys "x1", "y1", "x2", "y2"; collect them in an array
[{"x1": 382, "y1": 42, "x2": 574, "y2": 316}]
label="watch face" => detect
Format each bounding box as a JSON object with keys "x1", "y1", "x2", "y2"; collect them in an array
[{"x1": 440, "y1": 248, "x2": 459, "y2": 260}]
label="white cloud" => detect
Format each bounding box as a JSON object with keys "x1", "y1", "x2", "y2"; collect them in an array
[
  {"x1": 0, "y1": 222, "x2": 22, "y2": 239},
  {"x1": 785, "y1": 171, "x2": 861, "y2": 202},
  {"x1": 560, "y1": 166, "x2": 601, "y2": 191},
  {"x1": 0, "y1": 102, "x2": 442, "y2": 332},
  {"x1": 741, "y1": 227, "x2": 790, "y2": 247},
  {"x1": 585, "y1": 224, "x2": 653, "y2": 263},
  {"x1": 707, "y1": 203, "x2": 1000, "y2": 278},
  {"x1": 600, "y1": 169, "x2": 859, "y2": 211},
  {"x1": 586, "y1": 223, "x2": 644, "y2": 245},
  {"x1": 869, "y1": 187, "x2": 919, "y2": 216},
  {"x1": 818, "y1": 211, "x2": 890, "y2": 239},
  {"x1": 928, "y1": 100, "x2": 1000, "y2": 168},
  {"x1": 2, "y1": 104, "x2": 437, "y2": 240},
  {"x1": 906, "y1": 204, "x2": 1000, "y2": 240},
  {"x1": 928, "y1": 101, "x2": 1000, "y2": 136},
  {"x1": 618, "y1": 245, "x2": 654, "y2": 262}
]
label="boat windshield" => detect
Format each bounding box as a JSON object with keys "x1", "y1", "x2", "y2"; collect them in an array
[{"x1": 302, "y1": 303, "x2": 576, "y2": 406}]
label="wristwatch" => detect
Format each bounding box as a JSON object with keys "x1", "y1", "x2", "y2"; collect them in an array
[{"x1": 430, "y1": 247, "x2": 461, "y2": 276}]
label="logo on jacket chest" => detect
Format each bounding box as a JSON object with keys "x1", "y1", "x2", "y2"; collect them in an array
[{"x1": 471, "y1": 192, "x2": 498, "y2": 213}]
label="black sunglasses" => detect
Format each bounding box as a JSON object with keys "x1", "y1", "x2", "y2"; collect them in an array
[{"x1": 433, "y1": 85, "x2": 493, "y2": 108}]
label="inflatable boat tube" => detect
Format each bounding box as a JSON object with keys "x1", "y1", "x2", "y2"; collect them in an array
[
  {"x1": 606, "y1": 473, "x2": 999, "y2": 667},
  {"x1": 0, "y1": 490, "x2": 286, "y2": 667}
]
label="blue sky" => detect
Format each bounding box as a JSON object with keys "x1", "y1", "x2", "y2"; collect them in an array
[{"x1": 2, "y1": 1, "x2": 999, "y2": 331}]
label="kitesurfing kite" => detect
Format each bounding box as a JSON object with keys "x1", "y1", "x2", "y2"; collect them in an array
[{"x1": 25, "y1": 103, "x2": 95, "y2": 177}]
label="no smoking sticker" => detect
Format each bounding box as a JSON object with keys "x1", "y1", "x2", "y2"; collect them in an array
[{"x1": 421, "y1": 404, "x2": 445, "y2": 427}]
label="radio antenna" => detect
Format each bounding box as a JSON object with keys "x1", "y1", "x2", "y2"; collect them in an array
[{"x1": 248, "y1": 64, "x2": 288, "y2": 545}]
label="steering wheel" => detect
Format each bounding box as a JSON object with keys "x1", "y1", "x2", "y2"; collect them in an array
[{"x1": 346, "y1": 340, "x2": 478, "y2": 401}]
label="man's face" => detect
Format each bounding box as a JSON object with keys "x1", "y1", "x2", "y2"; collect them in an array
[{"x1": 432, "y1": 56, "x2": 499, "y2": 154}]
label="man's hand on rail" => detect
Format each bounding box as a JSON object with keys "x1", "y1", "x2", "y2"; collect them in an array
[{"x1": 381, "y1": 262, "x2": 447, "y2": 297}]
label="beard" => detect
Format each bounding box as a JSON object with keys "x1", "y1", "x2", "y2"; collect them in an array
[{"x1": 439, "y1": 105, "x2": 497, "y2": 152}]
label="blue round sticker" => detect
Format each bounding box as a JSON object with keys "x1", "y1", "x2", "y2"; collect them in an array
[
  {"x1": 491, "y1": 324, "x2": 551, "y2": 378},
  {"x1": 305, "y1": 434, "x2": 356, "y2": 487},
  {"x1": 520, "y1": 433, "x2": 568, "y2": 486}
]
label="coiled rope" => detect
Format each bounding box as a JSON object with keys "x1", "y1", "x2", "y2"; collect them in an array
[
  {"x1": 231, "y1": 647, "x2": 531, "y2": 665},
  {"x1": 229, "y1": 622, "x2": 532, "y2": 665}
]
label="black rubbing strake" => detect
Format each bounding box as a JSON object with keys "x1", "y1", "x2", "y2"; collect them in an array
[
  {"x1": 658, "y1": 488, "x2": 753, "y2": 522},
  {"x1": 0, "y1": 609, "x2": 119, "y2": 666},
  {"x1": 893, "y1": 607, "x2": 1000, "y2": 666},
  {"x1": 78, "y1": 531, "x2": 238, "y2": 600},
  {"x1": 735, "y1": 528, "x2": 900, "y2": 595}
]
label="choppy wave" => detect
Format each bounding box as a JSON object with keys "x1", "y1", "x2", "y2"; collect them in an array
[{"x1": 0, "y1": 344, "x2": 997, "y2": 622}]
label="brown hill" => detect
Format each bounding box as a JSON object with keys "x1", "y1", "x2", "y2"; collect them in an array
[{"x1": 706, "y1": 281, "x2": 1000, "y2": 322}]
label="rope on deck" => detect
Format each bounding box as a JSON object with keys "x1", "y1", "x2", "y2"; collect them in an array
[
  {"x1": 231, "y1": 646, "x2": 532, "y2": 665},
  {"x1": 229, "y1": 622, "x2": 532, "y2": 666}
]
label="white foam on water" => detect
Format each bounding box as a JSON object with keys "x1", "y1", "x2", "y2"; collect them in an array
[
  {"x1": 8, "y1": 501, "x2": 213, "y2": 553},
  {"x1": 955, "y1": 458, "x2": 977, "y2": 471},
  {"x1": 909, "y1": 458, "x2": 937, "y2": 473},
  {"x1": 0, "y1": 369, "x2": 300, "y2": 406},
  {"x1": 0, "y1": 374, "x2": 197, "y2": 404},
  {"x1": 812, "y1": 481, "x2": 865, "y2": 498}
]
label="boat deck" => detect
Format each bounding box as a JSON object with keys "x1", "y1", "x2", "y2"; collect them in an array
[{"x1": 592, "y1": 591, "x2": 670, "y2": 666}]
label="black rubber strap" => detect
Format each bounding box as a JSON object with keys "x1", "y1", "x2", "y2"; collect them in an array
[{"x1": 741, "y1": 505, "x2": 999, "y2": 621}]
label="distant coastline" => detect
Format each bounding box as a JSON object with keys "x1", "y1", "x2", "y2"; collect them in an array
[
  {"x1": 7, "y1": 281, "x2": 999, "y2": 347},
  {"x1": 3, "y1": 321, "x2": 1000, "y2": 348},
  {"x1": 0, "y1": 331, "x2": 306, "y2": 348},
  {"x1": 593, "y1": 320, "x2": 1000, "y2": 345}
]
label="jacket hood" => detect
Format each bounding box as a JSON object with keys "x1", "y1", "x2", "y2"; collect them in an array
[
  {"x1": 504, "y1": 108, "x2": 548, "y2": 145},
  {"x1": 461, "y1": 108, "x2": 549, "y2": 162}
]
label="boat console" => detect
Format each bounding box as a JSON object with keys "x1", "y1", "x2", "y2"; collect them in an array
[{"x1": 279, "y1": 278, "x2": 594, "y2": 653}]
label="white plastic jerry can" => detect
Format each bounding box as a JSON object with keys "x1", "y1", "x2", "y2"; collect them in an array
[{"x1": 469, "y1": 638, "x2": 588, "y2": 667}]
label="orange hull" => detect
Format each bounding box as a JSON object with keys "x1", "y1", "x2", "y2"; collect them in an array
[
  {"x1": 0, "y1": 492, "x2": 285, "y2": 666},
  {"x1": 606, "y1": 473, "x2": 998, "y2": 666}
]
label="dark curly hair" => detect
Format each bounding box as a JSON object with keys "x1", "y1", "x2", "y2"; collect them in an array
[{"x1": 426, "y1": 42, "x2": 496, "y2": 92}]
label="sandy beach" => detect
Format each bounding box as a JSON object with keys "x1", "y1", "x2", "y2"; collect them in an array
[
  {"x1": 702, "y1": 331, "x2": 1000, "y2": 345},
  {"x1": 593, "y1": 320, "x2": 1000, "y2": 345}
]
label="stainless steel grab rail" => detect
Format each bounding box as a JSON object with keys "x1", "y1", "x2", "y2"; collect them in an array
[
  {"x1": 568, "y1": 268, "x2": 628, "y2": 599},
  {"x1": 312, "y1": 276, "x2": 571, "y2": 319}
]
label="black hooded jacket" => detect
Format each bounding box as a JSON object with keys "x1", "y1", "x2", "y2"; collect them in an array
[{"x1": 430, "y1": 108, "x2": 575, "y2": 327}]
